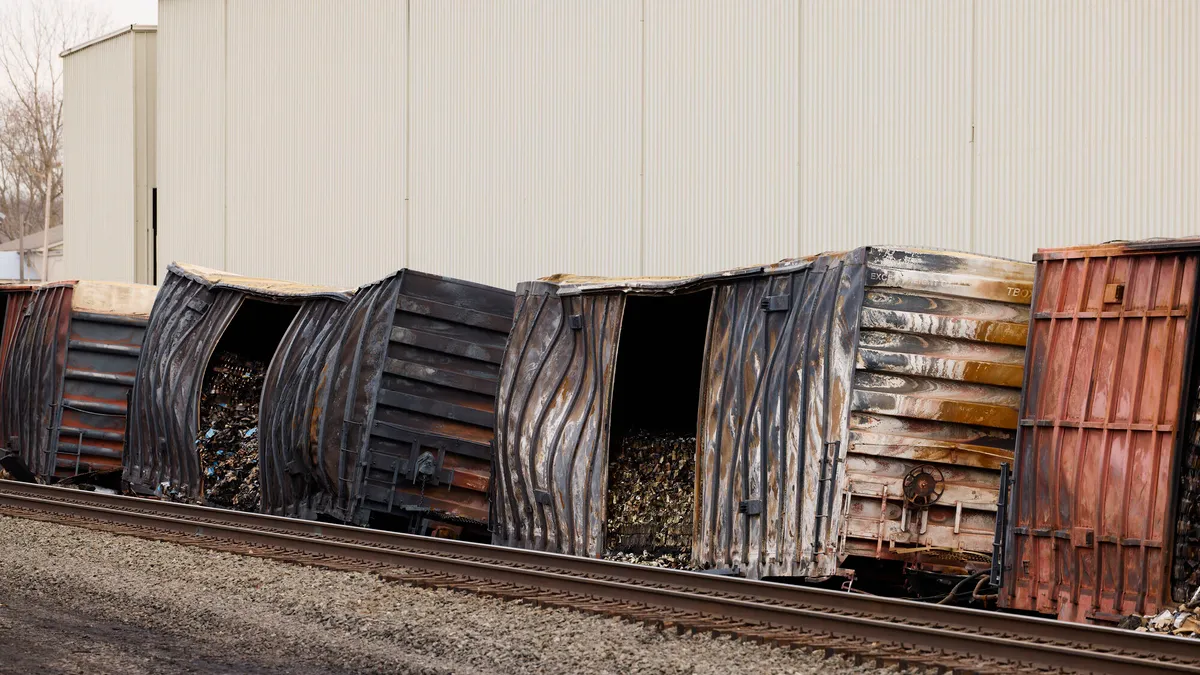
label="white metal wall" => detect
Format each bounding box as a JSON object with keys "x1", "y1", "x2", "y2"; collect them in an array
[
  {"x1": 150, "y1": 0, "x2": 1200, "y2": 290},
  {"x1": 225, "y1": 0, "x2": 405, "y2": 285},
  {"x1": 63, "y1": 28, "x2": 156, "y2": 283},
  {"x1": 408, "y1": 1, "x2": 642, "y2": 286},
  {"x1": 156, "y1": 0, "x2": 226, "y2": 282},
  {"x1": 974, "y1": 0, "x2": 1200, "y2": 261}
]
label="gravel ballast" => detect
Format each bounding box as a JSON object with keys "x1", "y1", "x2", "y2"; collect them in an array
[{"x1": 0, "y1": 515, "x2": 902, "y2": 674}]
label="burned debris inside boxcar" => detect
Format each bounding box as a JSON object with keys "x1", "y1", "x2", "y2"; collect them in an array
[
  {"x1": 599, "y1": 292, "x2": 710, "y2": 569},
  {"x1": 193, "y1": 300, "x2": 298, "y2": 511},
  {"x1": 196, "y1": 352, "x2": 266, "y2": 510}
]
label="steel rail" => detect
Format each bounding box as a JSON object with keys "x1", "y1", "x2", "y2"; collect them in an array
[{"x1": 1, "y1": 480, "x2": 1195, "y2": 674}]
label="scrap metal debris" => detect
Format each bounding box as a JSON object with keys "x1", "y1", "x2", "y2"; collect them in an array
[
  {"x1": 195, "y1": 351, "x2": 264, "y2": 512},
  {"x1": 605, "y1": 430, "x2": 695, "y2": 569},
  {"x1": 1120, "y1": 587, "x2": 1200, "y2": 638}
]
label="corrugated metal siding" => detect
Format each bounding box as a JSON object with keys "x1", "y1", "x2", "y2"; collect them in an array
[
  {"x1": 146, "y1": 2, "x2": 1197, "y2": 289},
  {"x1": 407, "y1": 1, "x2": 642, "y2": 289},
  {"x1": 641, "y1": 0, "x2": 799, "y2": 276},
  {"x1": 494, "y1": 285, "x2": 625, "y2": 556},
  {"x1": 261, "y1": 269, "x2": 514, "y2": 533},
  {"x1": 223, "y1": 0, "x2": 406, "y2": 287},
  {"x1": 156, "y1": 0, "x2": 227, "y2": 281},
  {"x1": 1003, "y1": 241, "x2": 1200, "y2": 623},
  {"x1": 124, "y1": 264, "x2": 349, "y2": 498},
  {"x1": 974, "y1": 1, "x2": 1200, "y2": 261},
  {"x1": 134, "y1": 31, "x2": 157, "y2": 284},
  {"x1": 799, "y1": 1, "x2": 973, "y2": 254},
  {"x1": 62, "y1": 32, "x2": 136, "y2": 281}
]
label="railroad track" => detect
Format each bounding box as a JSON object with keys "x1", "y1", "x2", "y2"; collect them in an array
[{"x1": 0, "y1": 480, "x2": 1194, "y2": 674}]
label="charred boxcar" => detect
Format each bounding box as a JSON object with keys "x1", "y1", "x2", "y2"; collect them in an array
[
  {"x1": 123, "y1": 263, "x2": 350, "y2": 502},
  {"x1": 1, "y1": 280, "x2": 158, "y2": 480},
  {"x1": 495, "y1": 247, "x2": 1033, "y2": 581},
  {"x1": 1001, "y1": 237, "x2": 1200, "y2": 623},
  {"x1": 259, "y1": 269, "x2": 514, "y2": 539}
]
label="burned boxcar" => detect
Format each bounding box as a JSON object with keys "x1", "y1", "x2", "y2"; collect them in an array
[
  {"x1": 495, "y1": 247, "x2": 1033, "y2": 584},
  {"x1": 123, "y1": 263, "x2": 350, "y2": 507},
  {"x1": 1, "y1": 280, "x2": 158, "y2": 481},
  {"x1": 1001, "y1": 237, "x2": 1200, "y2": 624},
  {"x1": 259, "y1": 269, "x2": 514, "y2": 539}
]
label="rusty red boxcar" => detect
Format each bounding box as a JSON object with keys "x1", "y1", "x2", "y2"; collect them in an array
[{"x1": 1001, "y1": 237, "x2": 1200, "y2": 623}]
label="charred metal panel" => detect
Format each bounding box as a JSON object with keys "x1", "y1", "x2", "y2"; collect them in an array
[
  {"x1": 694, "y1": 252, "x2": 861, "y2": 577},
  {"x1": 124, "y1": 263, "x2": 349, "y2": 499},
  {"x1": 494, "y1": 283, "x2": 625, "y2": 555},
  {"x1": 1002, "y1": 240, "x2": 1200, "y2": 624},
  {"x1": 258, "y1": 300, "x2": 345, "y2": 518},
  {"x1": 0, "y1": 287, "x2": 35, "y2": 447},
  {"x1": 837, "y1": 248, "x2": 1033, "y2": 575},
  {"x1": 1, "y1": 282, "x2": 156, "y2": 481},
  {"x1": 259, "y1": 269, "x2": 514, "y2": 535},
  {"x1": 2, "y1": 285, "x2": 72, "y2": 478},
  {"x1": 54, "y1": 309, "x2": 149, "y2": 477}
]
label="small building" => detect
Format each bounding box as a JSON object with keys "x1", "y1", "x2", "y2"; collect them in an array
[{"x1": 61, "y1": 25, "x2": 157, "y2": 284}]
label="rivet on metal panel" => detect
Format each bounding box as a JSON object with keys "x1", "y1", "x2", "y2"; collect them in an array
[
  {"x1": 760, "y1": 295, "x2": 790, "y2": 312},
  {"x1": 568, "y1": 314, "x2": 583, "y2": 330},
  {"x1": 738, "y1": 499, "x2": 763, "y2": 516},
  {"x1": 1103, "y1": 283, "x2": 1125, "y2": 304}
]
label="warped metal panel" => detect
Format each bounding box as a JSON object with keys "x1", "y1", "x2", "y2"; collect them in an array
[
  {"x1": 408, "y1": 0, "x2": 642, "y2": 289},
  {"x1": 1, "y1": 282, "x2": 157, "y2": 480},
  {"x1": 1003, "y1": 238, "x2": 1200, "y2": 624},
  {"x1": 2, "y1": 286, "x2": 72, "y2": 478},
  {"x1": 694, "y1": 253, "x2": 860, "y2": 577},
  {"x1": 799, "y1": 0, "x2": 973, "y2": 254},
  {"x1": 124, "y1": 263, "x2": 349, "y2": 499},
  {"x1": 641, "y1": 0, "x2": 799, "y2": 276},
  {"x1": 974, "y1": 1, "x2": 1200, "y2": 262},
  {"x1": 494, "y1": 285, "x2": 625, "y2": 556},
  {"x1": 260, "y1": 269, "x2": 513, "y2": 537},
  {"x1": 156, "y1": 0, "x2": 227, "y2": 281},
  {"x1": 0, "y1": 287, "x2": 36, "y2": 446},
  {"x1": 224, "y1": 0, "x2": 406, "y2": 287}
]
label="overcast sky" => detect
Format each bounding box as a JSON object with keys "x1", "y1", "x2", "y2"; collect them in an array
[{"x1": 94, "y1": 0, "x2": 157, "y2": 31}]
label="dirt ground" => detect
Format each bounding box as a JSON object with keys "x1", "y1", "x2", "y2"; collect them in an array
[{"x1": 0, "y1": 590, "x2": 349, "y2": 675}]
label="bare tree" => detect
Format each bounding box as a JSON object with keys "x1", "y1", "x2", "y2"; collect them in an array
[{"x1": 0, "y1": 0, "x2": 105, "y2": 281}]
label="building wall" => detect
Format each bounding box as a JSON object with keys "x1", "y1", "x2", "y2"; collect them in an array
[
  {"x1": 151, "y1": 0, "x2": 1200, "y2": 290},
  {"x1": 63, "y1": 28, "x2": 156, "y2": 283},
  {"x1": 156, "y1": 0, "x2": 226, "y2": 282}
]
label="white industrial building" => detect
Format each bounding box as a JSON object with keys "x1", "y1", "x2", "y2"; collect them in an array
[
  {"x1": 63, "y1": 1, "x2": 1199, "y2": 290},
  {"x1": 62, "y1": 25, "x2": 157, "y2": 284}
]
